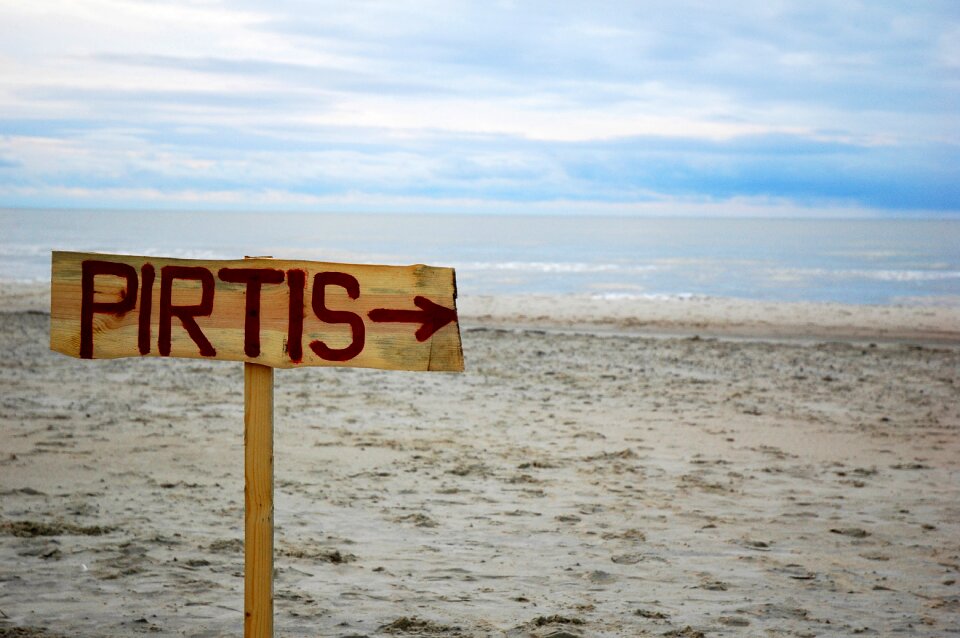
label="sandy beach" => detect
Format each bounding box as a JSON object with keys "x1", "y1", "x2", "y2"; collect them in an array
[{"x1": 1, "y1": 283, "x2": 958, "y2": 637}]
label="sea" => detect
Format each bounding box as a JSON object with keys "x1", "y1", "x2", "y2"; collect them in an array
[{"x1": 2, "y1": 209, "x2": 959, "y2": 306}]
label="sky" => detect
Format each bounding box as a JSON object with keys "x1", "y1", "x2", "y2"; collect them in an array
[{"x1": 0, "y1": 0, "x2": 958, "y2": 217}]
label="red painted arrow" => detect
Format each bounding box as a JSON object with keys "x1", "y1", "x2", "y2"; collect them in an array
[{"x1": 368, "y1": 296, "x2": 458, "y2": 342}]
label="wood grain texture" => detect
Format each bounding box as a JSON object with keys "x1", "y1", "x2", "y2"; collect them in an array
[
  {"x1": 50, "y1": 251, "x2": 463, "y2": 371},
  {"x1": 244, "y1": 362, "x2": 273, "y2": 638}
]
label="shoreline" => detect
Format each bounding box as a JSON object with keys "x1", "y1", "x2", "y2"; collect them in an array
[
  {"x1": 6, "y1": 281, "x2": 958, "y2": 345},
  {"x1": 459, "y1": 294, "x2": 960, "y2": 346}
]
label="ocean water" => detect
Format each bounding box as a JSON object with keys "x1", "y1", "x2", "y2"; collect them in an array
[{"x1": 2, "y1": 209, "x2": 959, "y2": 306}]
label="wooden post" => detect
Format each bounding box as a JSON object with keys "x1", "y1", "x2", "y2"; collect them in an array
[{"x1": 244, "y1": 362, "x2": 274, "y2": 637}]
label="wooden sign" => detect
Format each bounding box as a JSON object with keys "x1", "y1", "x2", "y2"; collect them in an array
[
  {"x1": 50, "y1": 249, "x2": 464, "y2": 637},
  {"x1": 50, "y1": 251, "x2": 463, "y2": 372}
]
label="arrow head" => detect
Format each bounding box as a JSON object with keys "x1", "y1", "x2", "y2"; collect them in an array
[{"x1": 412, "y1": 295, "x2": 458, "y2": 341}]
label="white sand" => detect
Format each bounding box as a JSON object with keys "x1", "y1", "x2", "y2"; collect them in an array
[{"x1": 1, "y1": 282, "x2": 958, "y2": 637}]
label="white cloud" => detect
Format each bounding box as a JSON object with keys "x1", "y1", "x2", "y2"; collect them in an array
[{"x1": 0, "y1": 0, "x2": 957, "y2": 213}]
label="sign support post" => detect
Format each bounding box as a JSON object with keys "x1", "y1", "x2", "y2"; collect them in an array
[{"x1": 244, "y1": 361, "x2": 274, "y2": 637}]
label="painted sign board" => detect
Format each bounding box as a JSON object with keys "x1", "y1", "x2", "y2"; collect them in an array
[{"x1": 50, "y1": 251, "x2": 463, "y2": 372}]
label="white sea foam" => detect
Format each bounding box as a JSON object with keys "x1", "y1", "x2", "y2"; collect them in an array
[
  {"x1": 0, "y1": 244, "x2": 57, "y2": 257},
  {"x1": 0, "y1": 275, "x2": 49, "y2": 284},
  {"x1": 771, "y1": 267, "x2": 960, "y2": 282},
  {"x1": 589, "y1": 292, "x2": 706, "y2": 301},
  {"x1": 0, "y1": 244, "x2": 232, "y2": 260},
  {"x1": 457, "y1": 261, "x2": 657, "y2": 274}
]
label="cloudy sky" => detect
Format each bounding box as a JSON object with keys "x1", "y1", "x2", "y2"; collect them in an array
[{"x1": 1, "y1": 0, "x2": 958, "y2": 216}]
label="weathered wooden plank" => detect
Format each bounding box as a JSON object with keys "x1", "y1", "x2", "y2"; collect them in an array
[{"x1": 50, "y1": 251, "x2": 463, "y2": 371}]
